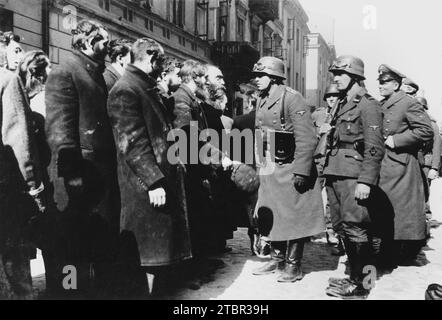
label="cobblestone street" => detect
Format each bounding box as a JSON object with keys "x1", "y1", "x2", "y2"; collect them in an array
[{"x1": 32, "y1": 179, "x2": 442, "y2": 300}]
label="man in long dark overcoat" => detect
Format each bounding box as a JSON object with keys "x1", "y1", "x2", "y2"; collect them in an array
[
  {"x1": 377, "y1": 65, "x2": 434, "y2": 264},
  {"x1": 108, "y1": 38, "x2": 192, "y2": 296},
  {"x1": 45, "y1": 20, "x2": 120, "y2": 296}
]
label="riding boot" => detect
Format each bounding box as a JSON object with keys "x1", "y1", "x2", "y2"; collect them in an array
[
  {"x1": 252, "y1": 241, "x2": 286, "y2": 275},
  {"x1": 277, "y1": 238, "x2": 305, "y2": 283},
  {"x1": 326, "y1": 241, "x2": 371, "y2": 299}
]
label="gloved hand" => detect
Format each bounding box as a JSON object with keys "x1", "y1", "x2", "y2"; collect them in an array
[{"x1": 294, "y1": 175, "x2": 308, "y2": 193}]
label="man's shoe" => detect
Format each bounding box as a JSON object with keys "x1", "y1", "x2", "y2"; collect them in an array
[
  {"x1": 326, "y1": 229, "x2": 339, "y2": 245},
  {"x1": 326, "y1": 281, "x2": 370, "y2": 300},
  {"x1": 328, "y1": 277, "x2": 352, "y2": 287},
  {"x1": 277, "y1": 264, "x2": 304, "y2": 283},
  {"x1": 331, "y1": 237, "x2": 345, "y2": 256},
  {"x1": 252, "y1": 261, "x2": 284, "y2": 276}
]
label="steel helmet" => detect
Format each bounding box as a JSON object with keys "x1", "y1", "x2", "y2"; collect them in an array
[
  {"x1": 323, "y1": 83, "x2": 340, "y2": 101},
  {"x1": 416, "y1": 96, "x2": 428, "y2": 109},
  {"x1": 329, "y1": 55, "x2": 365, "y2": 80},
  {"x1": 252, "y1": 56, "x2": 286, "y2": 80}
]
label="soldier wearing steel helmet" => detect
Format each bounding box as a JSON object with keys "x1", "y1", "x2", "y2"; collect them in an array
[
  {"x1": 322, "y1": 56, "x2": 385, "y2": 299},
  {"x1": 377, "y1": 65, "x2": 433, "y2": 266},
  {"x1": 312, "y1": 84, "x2": 345, "y2": 253},
  {"x1": 251, "y1": 56, "x2": 325, "y2": 283}
]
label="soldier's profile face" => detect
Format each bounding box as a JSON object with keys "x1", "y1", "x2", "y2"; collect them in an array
[
  {"x1": 333, "y1": 72, "x2": 352, "y2": 91},
  {"x1": 379, "y1": 79, "x2": 398, "y2": 97},
  {"x1": 326, "y1": 95, "x2": 339, "y2": 107},
  {"x1": 255, "y1": 74, "x2": 271, "y2": 91}
]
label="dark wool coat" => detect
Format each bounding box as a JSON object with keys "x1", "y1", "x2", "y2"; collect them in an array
[
  {"x1": 379, "y1": 91, "x2": 434, "y2": 240},
  {"x1": 108, "y1": 65, "x2": 192, "y2": 266},
  {"x1": 45, "y1": 50, "x2": 119, "y2": 228},
  {"x1": 1, "y1": 69, "x2": 38, "y2": 252},
  {"x1": 254, "y1": 84, "x2": 325, "y2": 241},
  {"x1": 103, "y1": 65, "x2": 121, "y2": 93}
]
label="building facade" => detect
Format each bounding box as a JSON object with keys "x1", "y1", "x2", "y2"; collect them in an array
[
  {"x1": 306, "y1": 32, "x2": 336, "y2": 109},
  {"x1": 0, "y1": 0, "x2": 211, "y2": 64}
]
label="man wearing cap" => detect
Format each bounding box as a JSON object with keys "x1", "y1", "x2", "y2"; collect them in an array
[
  {"x1": 251, "y1": 56, "x2": 325, "y2": 283},
  {"x1": 401, "y1": 78, "x2": 419, "y2": 97},
  {"x1": 415, "y1": 96, "x2": 440, "y2": 233},
  {"x1": 377, "y1": 65, "x2": 433, "y2": 265},
  {"x1": 322, "y1": 56, "x2": 385, "y2": 299}
]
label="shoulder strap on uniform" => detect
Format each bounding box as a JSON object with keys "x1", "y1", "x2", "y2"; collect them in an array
[{"x1": 280, "y1": 88, "x2": 288, "y2": 130}]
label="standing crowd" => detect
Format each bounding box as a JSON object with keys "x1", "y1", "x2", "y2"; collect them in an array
[{"x1": 0, "y1": 20, "x2": 440, "y2": 300}]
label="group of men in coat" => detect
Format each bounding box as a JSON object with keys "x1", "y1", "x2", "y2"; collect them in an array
[
  {"x1": 320, "y1": 57, "x2": 437, "y2": 299},
  {"x1": 0, "y1": 19, "x2": 242, "y2": 299},
  {"x1": 1, "y1": 17, "x2": 440, "y2": 300}
]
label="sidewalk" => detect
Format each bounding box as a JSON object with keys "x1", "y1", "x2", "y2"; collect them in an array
[{"x1": 32, "y1": 179, "x2": 442, "y2": 300}]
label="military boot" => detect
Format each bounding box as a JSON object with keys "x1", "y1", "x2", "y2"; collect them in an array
[
  {"x1": 326, "y1": 241, "x2": 372, "y2": 299},
  {"x1": 252, "y1": 241, "x2": 286, "y2": 276},
  {"x1": 331, "y1": 236, "x2": 346, "y2": 256},
  {"x1": 277, "y1": 239, "x2": 305, "y2": 283}
]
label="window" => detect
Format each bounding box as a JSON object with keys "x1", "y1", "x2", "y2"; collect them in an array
[
  {"x1": 0, "y1": 8, "x2": 14, "y2": 32},
  {"x1": 128, "y1": 10, "x2": 133, "y2": 22},
  {"x1": 218, "y1": 0, "x2": 228, "y2": 41},
  {"x1": 171, "y1": 0, "x2": 185, "y2": 28},
  {"x1": 99, "y1": 0, "x2": 110, "y2": 11},
  {"x1": 191, "y1": 42, "x2": 197, "y2": 51},
  {"x1": 296, "y1": 73, "x2": 299, "y2": 91},
  {"x1": 296, "y1": 28, "x2": 300, "y2": 52},
  {"x1": 237, "y1": 17, "x2": 245, "y2": 41},
  {"x1": 179, "y1": 36, "x2": 186, "y2": 47},
  {"x1": 144, "y1": 18, "x2": 153, "y2": 31},
  {"x1": 196, "y1": 0, "x2": 208, "y2": 40},
  {"x1": 162, "y1": 28, "x2": 170, "y2": 39}
]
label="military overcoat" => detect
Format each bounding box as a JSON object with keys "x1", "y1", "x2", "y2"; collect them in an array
[
  {"x1": 254, "y1": 84, "x2": 325, "y2": 242},
  {"x1": 379, "y1": 90, "x2": 434, "y2": 240}
]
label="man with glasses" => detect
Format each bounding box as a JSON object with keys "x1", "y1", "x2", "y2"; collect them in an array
[
  {"x1": 322, "y1": 56, "x2": 385, "y2": 299},
  {"x1": 377, "y1": 65, "x2": 433, "y2": 266}
]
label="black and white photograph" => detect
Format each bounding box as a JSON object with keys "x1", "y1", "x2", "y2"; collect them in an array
[{"x1": 1, "y1": 0, "x2": 442, "y2": 305}]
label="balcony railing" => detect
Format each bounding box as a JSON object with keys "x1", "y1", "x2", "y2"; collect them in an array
[{"x1": 249, "y1": 0, "x2": 279, "y2": 23}]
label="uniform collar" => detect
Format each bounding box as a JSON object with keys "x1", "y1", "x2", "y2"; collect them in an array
[
  {"x1": 337, "y1": 87, "x2": 367, "y2": 117},
  {"x1": 381, "y1": 90, "x2": 406, "y2": 109},
  {"x1": 257, "y1": 84, "x2": 285, "y2": 111}
]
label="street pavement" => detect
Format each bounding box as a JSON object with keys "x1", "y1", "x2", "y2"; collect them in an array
[{"x1": 32, "y1": 179, "x2": 442, "y2": 300}]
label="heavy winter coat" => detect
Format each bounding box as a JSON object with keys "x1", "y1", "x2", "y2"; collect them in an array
[
  {"x1": 379, "y1": 91, "x2": 434, "y2": 240},
  {"x1": 108, "y1": 65, "x2": 192, "y2": 266},
  {"x1": 254, "y1": 84, "x2": 325, "y2": 241}
]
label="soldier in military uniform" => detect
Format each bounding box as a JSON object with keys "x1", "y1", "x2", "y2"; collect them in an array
[
  {"x1": 251, "y1": 57, "x2": 325, "y2": 283},
  {"x1": 322, "y1": 56, "x2": 385, "y2": 299},
  {"x1": 415, "y1": 96, "x2": 440, "y2": 228},
  {"x1": 377, "y1": 65, "x2": 434, "y2": 265}
]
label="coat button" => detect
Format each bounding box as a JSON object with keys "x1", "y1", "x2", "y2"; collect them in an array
[
  {"x1": 386, "y1": 120, "x2": 391, "y2": 123},
  {"x1": 385, "y1": 128, "x2": 389, "y2": 132},
  {"x1": 272, "y1": 120, "x2": 277, "y2": 124}
]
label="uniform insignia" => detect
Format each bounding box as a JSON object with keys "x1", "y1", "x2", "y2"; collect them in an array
[
  {"x1": 370, "y1": 147, "x2": 377, "y2": 156},
  {"x1": 296, "y1": 110, "x2": 306, "y2": 116},
  {"x1": 369, "y1": 125, "x2": 380, "y2": 131}
]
